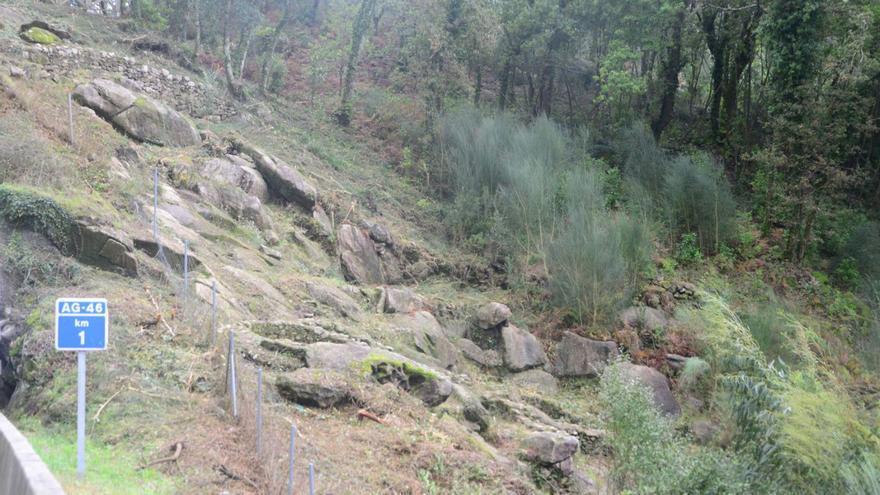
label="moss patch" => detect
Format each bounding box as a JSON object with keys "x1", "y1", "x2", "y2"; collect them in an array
[
  {"x1": 21, "y1": 27, "x2": 61, "y2": 45},
  {"x1": 358, "y1": 353, "x2": 438, "y2": 381}
]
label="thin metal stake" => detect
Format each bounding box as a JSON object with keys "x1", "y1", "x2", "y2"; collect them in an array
[
  {"x1": 152, "y1": 168, "x2": 159, "y2": 240},
  {"x1": 210, "y1": 281, "x2": 217, "y2": 346},
  {"x1": 68, "y1": 93, "x2": 75, "y2": 146},
  {"x1": 256, "y1": 367, "x2": 263, "y2": 455},
  {"x1": 287, "y1": 425, "x2": 296, "y2": 495},
  {"x1": 229, "y1": 332, "x2": 238, "y2": 418},
  {"x1": 224, "y1": 332, "x2": 230, "y2": 389},
  {"x1": 182, "y1": 240, "x2": 189, "y2": 313},
  {"x1": 309, "y1": 463, "x2": 315, "y2": 495},
  {"x1": 76, "y1": 351, "x2": 86, "y2": 479}
]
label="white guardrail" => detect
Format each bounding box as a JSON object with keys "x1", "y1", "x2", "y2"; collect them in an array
[{"x1": 0, "y1": 412, "x2": 66, "y2": 495}]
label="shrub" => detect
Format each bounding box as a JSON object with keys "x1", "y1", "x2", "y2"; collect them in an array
[
  {"x1": 861, "y1": 282, "x2": 880, "y2": 372},
  {"x1": 842, "y1": 453, "x2": 880, "y2": 495},
  {"x1": 547, "y1": 168, "x2": 651, "y2": 324},
  {"x1": 688, "y1": 293, "x2": 878, "y2": 493},
  {"x1": 679, "y1": 294, "x2": 766, "y2": 375},
  {"x1": 739, "y1": 297, "x2": 802, "y2": 366},
  {"x1": 614, "y1": 123, "x2": 668, "y2": 198},
  {"x1": 441, "y1": 109, "x2": 519, "y2": 203},
  {"x1": 615, "y1": 125, "x2": 736, "y2": 255},
  {"x1": 663, "y1": 153, "x2": 736, "y2": 254},
  {"x1": 839, "y1": 221, "x2": 880, "y2": 285},
  {"x1": 778, "y1": 386, "x2": 867, "y2": 493},
  {"x1": 264, "y1": 55, "x2": 288, "y2": 94},
  {"x1": 441, "y1": 110, "x2": 653, "y2": 323},
  {"x1": 548, "y1": 211, "x2": 630, "y2": 324},
  {"x1": 600, "y1": 362, "x2": 747, "y2": 494},
  {"x1": 680, "y1": 357, "x2": 712, "y2": 392},
  {"x1": 0, "y1": 185, "x2": 78, "y2": 255},
  {"x1": 676, "y1": 232, "x2": 703, "y2": 265}
]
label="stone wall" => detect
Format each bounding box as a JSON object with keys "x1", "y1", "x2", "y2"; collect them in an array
[{"x1": 1, "y1": 39, "x2": 235, "y2": 119}]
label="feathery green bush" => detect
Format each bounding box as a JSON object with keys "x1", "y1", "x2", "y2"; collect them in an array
[
  {"x1": 441, "y1": 111, "x2": 654, "y2": 323},
  {"x1": 615, "y1": 124, "x2": 736, "y2": 255},
  {"x1": 600, "y1": 361, "x2": 747, "y2": 494},
  {"x1": 663, "y1": 153, "x2": 736, "y2": 254},
  {"x1": 842, "y1": 453, "x2": 880, "y2": 495}
]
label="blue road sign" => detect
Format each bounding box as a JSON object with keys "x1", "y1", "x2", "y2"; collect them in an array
[{"x1": 55, "y1": 298, "x2": 108, "y2": 351}]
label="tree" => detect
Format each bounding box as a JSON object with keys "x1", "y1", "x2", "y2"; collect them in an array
[
  {"x1": 651, "y1": 1, "x2": 689, "y2": 139},
  {"x1": 336, "y1": 0, "x2": 377, "y2": 126},
  {"x1": 223, "y1": 0, "x2": 245, "y2": 99},
  {"x1": 698, "y1": 0, "x2": 762, "y2": 157},
  {"x1": 260, "y1": 0, "x2": 293, "y2": 94}
]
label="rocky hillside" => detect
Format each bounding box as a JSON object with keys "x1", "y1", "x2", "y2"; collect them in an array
[
  {"x1": 2, "y1": 2, "x2": 878, "y2": 495},
  {"x1": 0, "y1": 3, "x2": 640, "y2": 494}
]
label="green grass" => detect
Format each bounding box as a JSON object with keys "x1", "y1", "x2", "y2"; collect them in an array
[{"x1": 17, "y1": 417, "x2": 177, "y2": 495}]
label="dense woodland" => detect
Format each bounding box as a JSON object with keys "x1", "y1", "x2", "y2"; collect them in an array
[{"x1": 22, "y1": 0, "x2": 880, "y2": 493}]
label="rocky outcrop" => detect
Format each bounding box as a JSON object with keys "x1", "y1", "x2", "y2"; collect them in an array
[
  {"x1": 338, "y1": 224, "x2": 385, "y2": 284},
  {"x1": 551, "y1": 332, "x2": 618, "y2": 378},
  {"x1": 522, "y1": 431, "x2": 579, "y2": 465},
  {"x1": 511, "y1": 369, "x2": 559, "y2": 394},
  {"x1": 198, "y1": 156, "x2": 269, "y2": 202},
  {"x1": 359, "y1": 350, "x2": 453, "y2": 406},
  {"x1": 276, "y1": 368, "x2": 352, "y2": 408},
  {"x1": 305, "y1": 282, "x2": 363, "y2": 321},
  {"x1": 19, "y1": 26, "x2": 60, "y2": 45},
  {"x1": 409, "y1": 374, "x2": 453, "y2": 407},
  {"x1": 196, "y1": 183, "x2": 272, "y2": 230},
  {"x1": 0, "y1": 313, "x2": 24, "y2": 408},
  {"x1": 522, "y1": 431, "x2": 581, "y2": 477},
  {"x1": 379, "y1": 287, "x2": 429, "y2": 314},
  {"x1": 19, "y1": 21, "x2": 71, "y2": 43},
  {"x1": 361, "y1": 220, "x2": 393, "y2": 245},
  {"x1": 501, "y1": 325, "x2": 547, "y2": 372},
  {"x1": 392, "y1": 311, "x2": 458, "y2": 370},
  {"x1": 132, "y1": 237, "x2": 201, "y2": 273},
  {"x1": 305, "y1": 342, "x2": 372, "y2": 370},
  {"x1": 74, "y1": 220, "x2": 138, "y2": 277},
  {"x1": 231, "y1": 138, "x2": 316, "y2": 210},
  {"x1": 474, "y1": 302, "x2": 512, "y2": 330},
  {"x1": 618, "y1": 363, "x2": 680, "y2": 416},
  {"x1": 458, "y1": 338, "x2": 502, "y2": 368},
  {"x1": 619, "y1": 306, "x2": 670, "y2": 332},
  {"x1": 73, "y1": 79, "x2": 199, "y2": 147}
]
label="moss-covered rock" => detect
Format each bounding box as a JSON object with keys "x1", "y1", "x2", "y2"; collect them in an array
[
  {"x1": 20, "y1": 26, "x2": 60, "y2": 45},
  {"x1": 358, "y1": 352, "x2": 452, "y2": 406}
]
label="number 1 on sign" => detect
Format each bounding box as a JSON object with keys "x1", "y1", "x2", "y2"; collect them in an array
[{"x1": 79, "y1": 331, "x2": 85, "y2": 346}]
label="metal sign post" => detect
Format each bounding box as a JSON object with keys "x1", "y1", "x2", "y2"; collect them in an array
[{"x1": 55, "y1": 298, "x2": 109, "y2": 480}]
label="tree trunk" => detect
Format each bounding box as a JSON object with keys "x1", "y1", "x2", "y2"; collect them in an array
[
  {"x1": 497, "y1": 59, "x2": 512, "y2": 110},
  {"x1": 701, "y1": 8, "x2": 725, "y2": 140},
  {"x1": 651, "y1": 6, "x2": 685, "y2": 139},
  {"x1": 309, "y1": 0, "x2": 322, "y2": 27},
  {"x1": 238, "y1": 31, "x2": 252, "y2": 81},
  {"x1": 535, "y1": 27, "x2": 564, "y2": 116},
  {"x1": 193, "y1": 0, "x2": 201, "y2": 59},
  {"x1": 336, "y1": 0, "x2": 376, "y2": 126},
  {"x1": 473, "y1": 65, "x2": 482, "y2": 106},
  {"x1": 260, "y1": 0, "x2": 293, "y2": 94},
  {"x1": 223, "y1": 0, "x2": 244, "y2": 99}
]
